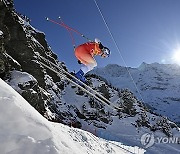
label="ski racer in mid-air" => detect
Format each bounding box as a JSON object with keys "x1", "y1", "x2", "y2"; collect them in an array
[{"x1": 74, "y1": 38, "x2": 110, "y2": 82}]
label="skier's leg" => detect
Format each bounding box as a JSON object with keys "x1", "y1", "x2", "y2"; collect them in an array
[
  {"x1": 79, "y1": 53, "x2": 97, "y2": 74},
  {"x1": 75, "y1": 47, "x2": 97, "y2": 82},
  {"x1": 75, "y1": 46, "x2": 94, "y2": 65},
  {"x1": 75, "y1": 54, "x2": 97, "y2": 82},
  {"x1": 80, "y1": 62, "x2": 97, "y2": 74}
]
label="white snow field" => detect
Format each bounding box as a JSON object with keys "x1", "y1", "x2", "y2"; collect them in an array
[{"x1": 0, "y1": 79, "x2": 145, "y2": 154}]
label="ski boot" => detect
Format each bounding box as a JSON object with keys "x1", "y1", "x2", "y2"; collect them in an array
[
  {"x1": 74, "y1": 69, "x2": 86, "y2": 85},
  {"x1": 75, "y1": 69, "x2": 86, "y2": 82}
]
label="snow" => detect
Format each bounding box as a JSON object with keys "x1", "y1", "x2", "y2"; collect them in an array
[
  {"x1": 3, "y1": 0, "x2": 10, "y2": 5},
  {"x1": 0, "y1": 78, "x2": 145, "y2": 154},
  {"x1": 54, "y1": 77, "x2": 180, "y2": 154},
  {"x1": 90, "y1": 63, "x2": 180, "y2": 123},
  {"x1": 8, "y1": 70, "x2": 37, "y2": 92},
  {"x1": 0, "y1": 30, "x2": 3, "y2": 36}
]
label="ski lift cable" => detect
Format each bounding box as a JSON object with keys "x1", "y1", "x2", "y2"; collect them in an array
[{"x1": 93, "y1": 0, "x2": 146, "y2": 105}]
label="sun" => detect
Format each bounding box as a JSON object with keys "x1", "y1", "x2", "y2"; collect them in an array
[{"x1": 172, "y1": 48, "x2": 180, "y2": 65}]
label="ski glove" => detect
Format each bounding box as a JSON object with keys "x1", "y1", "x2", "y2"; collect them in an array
[{"x1": 78, "y1": 60, "x2": 82, "y2": 64}]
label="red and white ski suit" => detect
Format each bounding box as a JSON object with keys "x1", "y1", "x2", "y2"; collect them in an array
[{"x1": 75, "y1": 42, "x2": 103, "y2": 74}]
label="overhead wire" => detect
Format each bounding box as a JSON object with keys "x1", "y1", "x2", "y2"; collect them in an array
[{"x1": 93, "y1": 0, "x2": 146, "y2": 106}]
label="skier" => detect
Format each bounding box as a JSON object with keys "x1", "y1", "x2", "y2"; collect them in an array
[{"x1": 74, "y1": 38, "x2": 110, "y2": 82}]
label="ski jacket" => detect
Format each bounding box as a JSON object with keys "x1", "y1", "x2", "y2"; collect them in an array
[{"x1": 75, "y1": 42, "x2": 102, "y2": 56}]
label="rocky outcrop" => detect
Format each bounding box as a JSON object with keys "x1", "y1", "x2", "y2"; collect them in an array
[{"x1": 0, "y1": 0, "x2": 59, "y2": 116}]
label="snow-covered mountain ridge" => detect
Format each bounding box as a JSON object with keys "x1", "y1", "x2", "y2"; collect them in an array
[{"x1": 90, "y1": 62, "x2": 180, "y2": 125}]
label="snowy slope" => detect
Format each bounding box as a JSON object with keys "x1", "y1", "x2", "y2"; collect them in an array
[
  {"x1": 90, "y1": 63, "x2": 180, "y2": 124},
  {"x1": 0, "y1": 78, "x2": 145, "y2": 154},
  {"x1": 5, "y1": 69, "x2": 180, "y2": 154},
  {"x1": 58, "y1": 77, "x2": 180, "y2": 154}
]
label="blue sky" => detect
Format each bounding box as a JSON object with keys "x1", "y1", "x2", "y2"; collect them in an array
[{"x1": 14, "y1": 0, "x2": 180, "y2": 71}]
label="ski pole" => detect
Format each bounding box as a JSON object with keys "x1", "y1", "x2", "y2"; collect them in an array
[
  {"x1": 58, "y1": 17, "x2": 76, "y2": 49},
  {"x1": 46, "y1": 17, "x2": 92, "y2": 42}
]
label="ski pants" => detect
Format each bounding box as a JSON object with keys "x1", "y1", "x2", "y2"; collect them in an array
[{"x1": 75, "y1": 46, "x2": 97, "y2": 74}]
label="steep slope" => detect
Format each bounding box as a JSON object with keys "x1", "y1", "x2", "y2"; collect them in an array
[
  {"x1": 90, "y1": 63, "x2": 180, "y2": 125},
  {"x1": 0, "y1": 0, "x2": 66, "y2": 119},
  {"x1": 0, "y1": 78, "x2": 144, "y2": 154},
  {"x1": 0, "y1": 1, "x2": 180, "y2": 154},
  {"x1": 59, "y1": 75, "x2": 180, "y2": 154}
]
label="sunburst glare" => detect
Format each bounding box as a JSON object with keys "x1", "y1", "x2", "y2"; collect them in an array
[{"x1": 172, "y1": 48, "x2": 180, "y2": 65}]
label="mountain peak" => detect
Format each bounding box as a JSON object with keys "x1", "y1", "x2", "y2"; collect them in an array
[
  {"x1": 138, "y1": 62, "x2": 180, "y2": 72},
  {"x1": 90, "y1": 62, "x2": 180, "y2": 125}
]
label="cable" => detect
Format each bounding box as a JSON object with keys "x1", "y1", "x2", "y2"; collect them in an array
[{"x1": 93, "y1": 0, "x2": 146, "y2": 106}]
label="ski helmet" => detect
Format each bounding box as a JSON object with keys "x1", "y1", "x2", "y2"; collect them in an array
[{"x1": 102, "y1": 47, "x2": 110, "y2": 57}]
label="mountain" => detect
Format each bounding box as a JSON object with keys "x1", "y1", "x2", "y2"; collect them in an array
[
  {"x1": 90, "y1": 63, "x2": 180, "y2": 125},
  {"x1": 0, "y1": 78, "x2": 144, "y2": 154},
  {"x1": 0, "y1": 1, "x2": 180, "y2": 154}
]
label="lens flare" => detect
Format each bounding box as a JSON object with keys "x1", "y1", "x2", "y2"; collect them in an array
[{"x1": 172, "y1": 49, "x2": 180, "y2": 65}]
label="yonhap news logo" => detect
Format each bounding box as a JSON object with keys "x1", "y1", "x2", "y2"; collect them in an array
[
  {"x1": 141, "y1": 133, "x2": 155, "y2": 148},
  {"x1": 140, "y1": 133, "x2": 180, "y2": 148}
]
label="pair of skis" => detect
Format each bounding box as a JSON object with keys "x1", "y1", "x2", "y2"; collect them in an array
[{"x1": 35, "y1": 52, "x2": 120, "y2": 111}]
